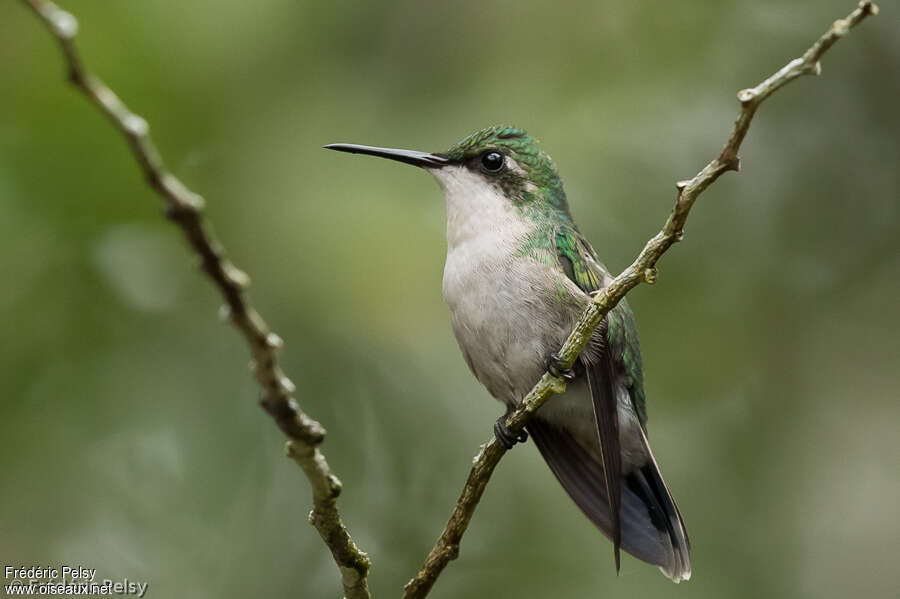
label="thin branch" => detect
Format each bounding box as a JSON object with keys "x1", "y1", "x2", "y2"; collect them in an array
[
  {"x1": 403, "y1": 2, "x2": 879, "y2": 597},
  {"x1": 21, "y1": 1, "x2": 371, "y2": 597}
]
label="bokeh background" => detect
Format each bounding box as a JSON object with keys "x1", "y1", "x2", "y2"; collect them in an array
[{"x1": 1, "y1": 1, "x2": 898, "y2": 598}]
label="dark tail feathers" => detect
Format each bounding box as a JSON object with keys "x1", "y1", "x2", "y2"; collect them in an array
[{"x1": 528, "y1": 420, "x2": 691, "y2": 582}]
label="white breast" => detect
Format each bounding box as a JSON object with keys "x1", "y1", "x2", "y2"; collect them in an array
[{"x1": 429, "y1": 166, "x2": 565, "y2": 403}]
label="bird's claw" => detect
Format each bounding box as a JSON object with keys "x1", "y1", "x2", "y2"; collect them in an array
[
  {"x1": 494, "y1": 415, "x2": 528, "y2": 450},
  {"x1": 547, "y1": 352, "x2": 576, "y2": 381}
]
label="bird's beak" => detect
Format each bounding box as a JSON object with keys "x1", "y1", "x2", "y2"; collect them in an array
[{"x1": 323, "y1": 143, "x2": 450, "y2": 168}]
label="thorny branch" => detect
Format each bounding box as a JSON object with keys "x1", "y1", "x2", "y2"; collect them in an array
[
  {"x1": 22, "y1": 1, "x2": 372, "y2": 598},
  {"x1": 402, "y1": 2, "x2": 879, "y2": 597}
]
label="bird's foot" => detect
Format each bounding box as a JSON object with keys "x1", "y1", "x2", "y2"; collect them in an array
[
  {"x1": 547, "y1": 352, "x2": 576, "y2": 381},
  {"x1": 494, "y1": 415, "x2": 528, "y2": 450}
]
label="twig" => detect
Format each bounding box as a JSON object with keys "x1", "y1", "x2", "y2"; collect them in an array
[
  {"x1": 402, "y1": 2, "x2": 879, "y2": 597},
  {"x1": 21, "y1": 1, "x2": 372, "y2": 597}
]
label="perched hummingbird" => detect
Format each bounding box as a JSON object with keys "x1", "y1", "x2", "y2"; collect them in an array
[{"x1": 326, "y1": 125, "x2": 691, "y2": 582}]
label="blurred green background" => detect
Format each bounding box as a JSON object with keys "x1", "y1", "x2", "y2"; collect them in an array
[{"x1": 1, "y1": 1, "x2": 898, "y2": 598}]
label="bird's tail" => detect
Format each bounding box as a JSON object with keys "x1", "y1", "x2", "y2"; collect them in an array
[
  {"x1": 528, "y1": 419, "x2": 691, "y2": 582},
  {"x1": 625, "y1": 428, "x2": 691, "y2": 581}
]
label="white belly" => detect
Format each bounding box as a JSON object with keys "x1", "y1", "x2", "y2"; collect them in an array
[{"x1": 442, "y1": 241, "x2": 572, "y2": 404}]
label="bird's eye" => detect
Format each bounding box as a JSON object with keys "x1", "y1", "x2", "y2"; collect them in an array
[{"x1": 480, "y1": 151, "x2": 505, "y2": 173}]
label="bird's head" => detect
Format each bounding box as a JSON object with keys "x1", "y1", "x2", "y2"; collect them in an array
[{"x1": 326, "y1": 125, "x2": 571, "y2": 220}]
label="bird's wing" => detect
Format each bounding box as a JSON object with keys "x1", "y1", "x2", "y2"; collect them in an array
[
  {"x1": 553, "y1": 225, "x2": 625, "y2": 567},
  {"x1": 606, "y1": 297, "x2": 648, "y2": 427},
  {"x1": 554, "y1": 225, "x2": 648, "y2": 427},
  {"x1": 583, "y1": 349, "x2": 622, "y2": 569},
  {"x1": 554, "y1": 225, "x2": 603, "y2": 292}
]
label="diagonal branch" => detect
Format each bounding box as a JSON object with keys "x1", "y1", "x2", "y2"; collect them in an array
[
  {"x1": 402, "y1": 2, "x2": 879, "y2": 597},
  {"x1": 21, "y1": 1, "x2": 372, "y2": 598}
]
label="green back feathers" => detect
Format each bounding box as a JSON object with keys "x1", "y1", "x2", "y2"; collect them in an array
[{"x1": 555, "y1": 227, "x2": 603, "y2": 292}]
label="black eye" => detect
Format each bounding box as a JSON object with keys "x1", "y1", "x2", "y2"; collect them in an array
[{"x1": 480, "y1": 151, "x2": 504, "y2": 173}]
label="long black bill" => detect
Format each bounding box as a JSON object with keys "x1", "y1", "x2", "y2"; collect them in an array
[{"x1": 323, "y1": 143, "x2": 450, "y2": 168}]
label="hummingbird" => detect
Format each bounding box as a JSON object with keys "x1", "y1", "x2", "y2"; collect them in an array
[{"x1": 325, "y1": 125, "x2": 691, "y2": 582}]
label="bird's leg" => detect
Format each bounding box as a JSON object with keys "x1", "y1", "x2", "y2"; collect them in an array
[
  {"x1": 494, "y1": 407, "x2": 528, "y2": 450},
  {"x1": 547, "y1": 352, "x2": 576, "y2": 381},
  {"x1": 494, "y1": 353, "x2": 576, "y2": 449}
]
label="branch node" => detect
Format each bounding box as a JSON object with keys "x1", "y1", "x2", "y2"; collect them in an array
[
  {"x1": 40, "y1": 2, "x2": 77, "y2": 39},
  {"x1": 218, "y1": 304, "x2": 232, "y2": 322},
  {"x1": 280, "y1": 376, "x2": 297, "y2": 394},
  {"x1": 161, "y1": 195, "x2": 204, "y2": 221},
  {"x1": 833, "y1": 18, "x2": 851, "y2": 37},
  {"x1": 643, "y1": 267, "x2": 658, "y2": 284},
  {"x1": 327, "y1": 474, "x2": 343, "y2": 498},
  {"x1": 675, "y1": 179, "x2": 690, "y2": 193},
  {"x1": 222, "y1": 261, "x2": 251, "y2": 289},
  {"x1": 260, "y1": 394, "x2": 327, "y2": 445},
  {"x1": 674, "y1": 229, "x2": 685, "y2": 243},
  {"x1": 265, "y1": 332, "x2": 284, "y2": 350},
  {"x1": 123, "y1": 113, "x2": 149, "y2": 137},
  {"x1": 737, "y1": 88, "x2": 756, "y2": 105},
  {"x1": 472, "y1": 443, "x2": 487, "y2": 464},
  {"x1": 445, "y1": 544, "x2": 460, "y2": 560},
  {"x1": 159, "y1": 174, "x2": 205, "y2": 212}
]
